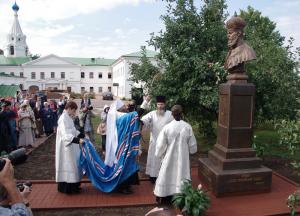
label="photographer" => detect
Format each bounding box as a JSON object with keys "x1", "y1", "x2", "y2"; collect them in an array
[
  {"x1": 0, "y1": 158, "x2": 32, "y2": 216},
  {"x1": 79, "y1": 105, "x2": 95, "y2": 142}
]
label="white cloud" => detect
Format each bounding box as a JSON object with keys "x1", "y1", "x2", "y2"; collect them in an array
[
  {"x1": 0, "y1": 0, "x2": 153, "y2": 22},
  {"x1": 0, "y1": 0, "x2": 156, "y2": 55},
  {"x1": 26, "y1": 24, "x2": 74, "y2": 38},
  {"x1": 274, "y1": 15, "x2": 300, "y2": 47},
  {"x1": 264, "y1": 1, "x2": 300, "y2": 48}
]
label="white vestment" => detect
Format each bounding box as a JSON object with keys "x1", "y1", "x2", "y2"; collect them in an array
[
  {"x1": 105, "y1": 99, "x2": 125, "y2": 167},
  {"x1": 154, "y1": 120, "x2": 197, "y2": 197},
  {"x1": 55, "y1": 111, "x2": 82, "y2": 183},
  {"x1": 141, "y1": 110, "x2": 173, "y2": 177}
]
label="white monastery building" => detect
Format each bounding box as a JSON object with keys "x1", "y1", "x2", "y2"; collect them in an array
[{"x1": 0, "y1": 2, "x2": 158, "y2": 99}]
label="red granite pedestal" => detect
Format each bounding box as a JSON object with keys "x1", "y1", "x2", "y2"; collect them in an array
[{"x1": 199, "y1": 77, "x2": 272, "y2": 197}]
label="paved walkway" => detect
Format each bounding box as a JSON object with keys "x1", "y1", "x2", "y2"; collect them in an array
[{"x1": 27, "y1": 168, "x2": 299, "y2": 215}]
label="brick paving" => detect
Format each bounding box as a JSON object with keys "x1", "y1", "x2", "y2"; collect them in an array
[{"x1": 27, "y1": 167, "x2": 299, "y2": 215}]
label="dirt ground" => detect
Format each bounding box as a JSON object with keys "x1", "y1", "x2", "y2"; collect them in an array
[{"x1": 14, "y1": 134, "x2": 300, "y2": 216}]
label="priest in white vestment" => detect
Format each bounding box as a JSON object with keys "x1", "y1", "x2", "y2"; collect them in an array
[
  {"x1": 141, "y1": 96, "x2": 173, "y2": 183},
  {"x1": 55, "y1": 101, "x2": 84, "y2": 194},
  {"x1": 154, "y1": 105, "x2": 197, "y2": 202}
]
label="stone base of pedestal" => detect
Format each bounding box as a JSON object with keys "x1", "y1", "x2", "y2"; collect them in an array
[{"x1": 198, "y1": 157, "x2": 272, "y2": 197}]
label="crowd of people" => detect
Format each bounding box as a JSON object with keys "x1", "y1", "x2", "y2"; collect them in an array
[
  {"x1": 0, "y1": 93, "x2": 67, "y2": 154},
  {"x1": 0, "y1": 92, "x2": 198, "y2": 215}
]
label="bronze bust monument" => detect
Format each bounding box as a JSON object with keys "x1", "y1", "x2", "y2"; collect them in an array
[{"x1": 224, "y1": 16, "x2": 256, "y2": 81}]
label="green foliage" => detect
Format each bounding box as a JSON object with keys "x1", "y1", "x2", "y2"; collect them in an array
[
  {"x1": 69, "y1": 92, "x2": 82, "y2": 99},
  {"x1": 129, "y1": 46, "x2": 161, "y2": 95},
  {"x1": 275, "y1": 119, "x2": 300, "y2": 216},
  {"x1": 252, "y1": 135, "x2": 265, "y2": 158},
  {"x1": 240, "y1": 7, "x2": 300, "y2": 122},
  {"x1": 29, "y1": 53, "x2": 41, "y2": 60},
  {"x1": 252, "y1": 128, "x2": 280, "y2": 158},
  {"x1": 131, "y1": 1, "x2": 300, "y2": 139},
  {"x1": 147, "y1": 0, "x2": 228, "y2": 138},
  {"x1": 276, "y1": 119, "x2": 300, "y2": 156},
  {"x1": 172, "y1": 181, "x2": 210, "y2": 216},
  {"x1": 287, "y1": 188, "x2": 300, "y2": 216}
]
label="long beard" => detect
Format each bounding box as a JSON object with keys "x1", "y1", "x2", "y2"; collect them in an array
[{"x1": 156, "y1": 110, "x2": 165, "y2": 116}]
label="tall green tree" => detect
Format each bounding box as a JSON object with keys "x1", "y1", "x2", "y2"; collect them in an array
[
  {"x1": 129, "y1": 46, "x2": 161, "y2": 96},
  {"x1": 131, "y1": 1, "x2": 300, "y2": 138},
  {"x1": 148, "y1": 0, "x2": 228, "y2": 137},
  {"x1": 240, "y1": 7, "x2": 300, "y2": 122}
]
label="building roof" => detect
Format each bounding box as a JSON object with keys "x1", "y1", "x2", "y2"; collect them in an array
[
  {"x1": 0, "y1": 72, "x2": 22, "y2": 78},
  {"x1": 0, "y1": 50, "x2": 157, "y2": 66},
  {"x1": 0, "y1": 56, "x2": 32, "y2": 65},
  {"x1": 122, "y1": 50, "x2": 158, "y2": 58},
  {"x1": 64, "y1": 57, "x2": 116, "y2": 66},
  {"x1": 0, "y1": 84, "x2": 20, "y2": 97}
]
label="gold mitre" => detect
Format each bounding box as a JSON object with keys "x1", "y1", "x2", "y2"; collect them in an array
[{"x1": 226, "y1": 16, "x2": 246, "y2": 31}]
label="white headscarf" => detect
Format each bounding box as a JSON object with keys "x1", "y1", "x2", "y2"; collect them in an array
[{"x1": 104, "y1": 99, "x2": 125, "y2": 167}]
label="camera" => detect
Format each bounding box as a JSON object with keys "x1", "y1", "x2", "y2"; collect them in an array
[
  {"x1": 0, "y1": 148, "x2": 28, "y2": 171},
  {"x1": 16, "y1": 181, "x2": 32, "y2": 192},
  {"x1": 88, "y1": 105, "x2": 93, "y2": 110}
]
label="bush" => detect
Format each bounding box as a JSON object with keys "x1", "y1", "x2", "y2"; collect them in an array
[
  {"x1": 89, "y1": 92, "x2": 95, "y2": 99},
  {"x1": 172, "y1": 181, "x2": 210, "y2": 216},
  {"x1": 276, "y1": 119, "x2": 300, "y2": 156},
  {"x1": 69, "y1": 92, "x2": 82, "y2": 99},
  {"x1": 287, "y1": 188, "x2": 300, "y2": 216}
]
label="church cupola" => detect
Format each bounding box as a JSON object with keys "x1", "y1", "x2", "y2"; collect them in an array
[
  {"x1": 4, "y1": 1, "x2": 29, "y2": 57},
  {"x1": 12, "y1": 2, "x2": 20, "y2": 12}
]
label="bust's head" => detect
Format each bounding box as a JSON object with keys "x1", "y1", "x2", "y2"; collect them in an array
[{"x1": 226, "y1": 16, "x2": 246, "y2": 49}]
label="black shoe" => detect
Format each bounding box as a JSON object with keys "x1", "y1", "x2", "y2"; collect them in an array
[{"x1": 119, "y1": 187, "x2": 133, "y2": 194}]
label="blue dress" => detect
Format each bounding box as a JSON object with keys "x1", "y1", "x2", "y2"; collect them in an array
[{"x1": 40, "y1": 108, "x2": 54, "y2": 134}]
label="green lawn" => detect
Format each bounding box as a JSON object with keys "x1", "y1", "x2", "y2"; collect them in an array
[
  {"x1": 92, "y1": 115, "x2": 101, "y2": 146},
  {"x1": 91, "y1": 116, "x2": 299, "y2": 161},
  {"x1": 254, "y1": 129, "x2": 300, "y2": 160}
]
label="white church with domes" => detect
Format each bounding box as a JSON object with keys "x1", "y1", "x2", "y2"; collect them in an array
[{"x1": 0, "y1": 2, "x2": 158, "y2": 99}]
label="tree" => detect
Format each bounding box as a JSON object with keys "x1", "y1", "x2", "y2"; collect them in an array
[
  {"x1": 240, "y1": 7, "x2": 300, "y2": 122},
  {"x1": 148, "y1": 0, "x2": 228, "y2": 138},
  {"x1": 29, "y1": 54, "x2": 41, "y2": 60},
  {"x1": 131, "y1": 1, "x2": 300, "y2": 138},
  {"x1": 129, "y1": 46, "x2": 161, "y2": 96}
]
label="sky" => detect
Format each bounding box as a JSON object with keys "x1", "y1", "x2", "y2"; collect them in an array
[{"x1": 0, "y1": 0, "x2": 299, "y2": 59}]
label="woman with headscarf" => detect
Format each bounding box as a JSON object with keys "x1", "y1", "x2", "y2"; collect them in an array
[
  {"x1": 17, "y1": 103, "x2": 34, "y2": 148},
  {"x1": 40, "y1": 102, "x2": 54, "y2": 136}
]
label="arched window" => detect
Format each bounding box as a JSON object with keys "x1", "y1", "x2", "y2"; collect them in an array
[{"x1": 10, "y1": 46, "x2": 14, "y2": 55}]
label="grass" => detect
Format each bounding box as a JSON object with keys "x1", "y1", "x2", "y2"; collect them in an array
[
  {"x1": 92, "y1": 115, "x2": 101, "y2": 146},
  {"x1": 91, "y1": 116, "x2": 299, "y2": 161},
  {"x1": 254, "y1": 128, "x2": 300, "y2": 160}
]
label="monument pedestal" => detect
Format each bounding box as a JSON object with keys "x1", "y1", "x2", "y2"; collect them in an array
[{"x1": 198, "y1": 80, "x2": 272, "y2": 197}]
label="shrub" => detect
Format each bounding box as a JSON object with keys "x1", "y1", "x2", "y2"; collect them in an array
[
  {"x1": 287, "y1": 189, "x2": 300, "y2": 216},
  {"x1": 172, "y1": 181, "x2": 210, "y2": 216}
]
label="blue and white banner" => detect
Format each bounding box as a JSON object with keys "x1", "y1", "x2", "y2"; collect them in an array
[{"x1": 79, "y1": 111, "x2": 140, "y2": 192}]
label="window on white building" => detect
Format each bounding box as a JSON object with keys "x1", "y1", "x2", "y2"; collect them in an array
[
  {"x1": 108, "y1": 86, "x2": 111, "y2": 92},
  {"x1": 98, "y1": 87, "x2": 102, "y2": 93},
  {"x1": 98, "y1": 72, "x2": 102, "y2": 79},
  {"x1": 90, "y1": 87, "x2": 94, "y2": 93},
  {"x1": 89, "y1": 72, "x2": 94, "y2": 79},
  {"x1": 10, "y1": 46, "x2": 14, "y2": 55},
  {"x1": 81, "y1": 87, "x2": 85, "y2": 93},
  {"x1": 81, "y1": 72, "x2": 85, "y2": 78},
  {"x1": 20, "y1": 72, "x2": 23, "y2": 78},
  {"x1": 61, "y1": 72, "x2": 65, "y2": 79},
  {"x1": 31, "y1": 72, "x2": 36, "y2": 79},
  {"x1": 10, "y1": 72, "x2": 14, "y2": 76},
  {"x1": 51, "y1": 72, "x2": 55, "y2": 79},
  {"x1": 40, "y1": 72, "x2": 45, "y2": 79},
  {"x1": 108, "y1": 73, "x2": 112, "y2": 79}
]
